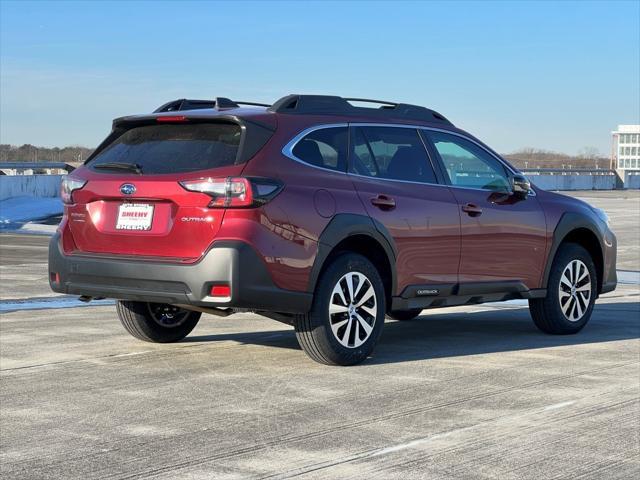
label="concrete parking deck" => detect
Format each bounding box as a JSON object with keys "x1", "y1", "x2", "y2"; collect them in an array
[
  {"x1": 1, "y1": 190, "x2": 639, "y2": 479},
  {"x1": 568, "y1": 190, "x2": 640, "y2": 271}
]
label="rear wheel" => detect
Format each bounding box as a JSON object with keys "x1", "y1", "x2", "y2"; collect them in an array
[
  {"x1": 295, "y1": 253, "x2": 385, "y2": 365},
  {"x1": 116, "y1": 301, "x2": 201, "y2": 343},
  {"x1": 529, "y1": 243, "x2": 597, "y2": 334},
  {"x1": 387, "y1": 309, "x2": 422, "y2": 321}
]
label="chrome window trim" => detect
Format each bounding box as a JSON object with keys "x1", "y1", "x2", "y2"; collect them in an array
[
  {"x1": 281, "y1": 122, "x2": 536, "y2": 196},
  {"x1": 346, "y1": 171, "x2": 535, "y2": 196},
  {"x1": 346, "y1": 171, "x2": 447, "y2": 188}
]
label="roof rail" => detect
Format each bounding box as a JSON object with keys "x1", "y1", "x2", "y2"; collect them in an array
[
  {"x1": 152, "y1": 95, "x2": 451, "y2": 124},
  {"x1": 268, "y1": 94, "x2": 453, "y2": 125},
  {"x1": 235, "y1": 101, "x2": 271, "y2": 107},
  {"x1": 344, "y1": 97, "x2": 398, "y2": 106},
  {"x1": 154, "y1": 98, "x2": 270, "y2": 113}
]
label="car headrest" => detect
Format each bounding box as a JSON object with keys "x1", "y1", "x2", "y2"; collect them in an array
[
  {"x1": 295, "y1": 139, "x2": 324, "y2": 165},
  {"x1": 387, "y1": 146, "x2": 424, "y2": 180}
]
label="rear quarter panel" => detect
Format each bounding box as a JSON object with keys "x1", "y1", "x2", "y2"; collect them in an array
[{"x1": 238, "y1": 116, "x2": 368, "y2": 292}]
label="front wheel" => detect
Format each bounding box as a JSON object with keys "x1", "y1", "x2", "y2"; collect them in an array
[
  {"x1": 295, "y1": 253, "x2": 386, "y2": 365},
  {"x1": 529, "y1": 243, "x2": 597, "y2": 334},
  {"x1": 116, "y1": 301, "x2": 201, "y2": 343}
]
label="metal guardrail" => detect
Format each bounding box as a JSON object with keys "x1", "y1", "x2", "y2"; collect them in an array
[
  {"x1": 0, "y1": 162, "x2": 75, "y2": 173},
  {"x1": 521, "y1": 168, "x2": 617, "y2": 176}
]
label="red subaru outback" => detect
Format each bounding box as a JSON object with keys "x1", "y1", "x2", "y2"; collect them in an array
[{"x1": 49, "y1": 95, "x2": 617, "y2": 365}]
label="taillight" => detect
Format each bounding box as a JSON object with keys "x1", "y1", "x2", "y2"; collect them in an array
[
  {"x1": 61, "y1": 176, "x2": 87, "y2": 204},
  {"x1": 179, "y1": 177, "x2": 282, "y2": 208}
]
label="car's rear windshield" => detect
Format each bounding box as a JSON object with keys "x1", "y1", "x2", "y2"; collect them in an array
[{"x1": 88, "y1": 123, "x2": 242, "y2": 174}]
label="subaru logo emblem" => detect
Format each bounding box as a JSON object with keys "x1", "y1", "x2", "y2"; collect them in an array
[{"x1": 120, "y1": 183, "x2": 136, "y2": 195}]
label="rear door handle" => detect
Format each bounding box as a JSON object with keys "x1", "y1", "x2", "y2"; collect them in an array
[
  {"x1": 461, "y1": 203, "x2": 483, "y2": 217},
  {"x1": 371, "y1": 195, "x2": 396, "y2": 211}
]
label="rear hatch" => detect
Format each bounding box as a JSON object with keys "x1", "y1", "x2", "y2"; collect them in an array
[{"x1": 66, "y1": 118, "x2": 271, "y2": 261}]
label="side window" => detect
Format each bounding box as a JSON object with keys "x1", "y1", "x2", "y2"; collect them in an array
[
  {"x1": 349, "y1": 126, "x2": 437, "y2": 183},
  {"x1": 426, "y1": 131, "x2": 510, "y2": 192},
  {"x1": 291, "y1": 127, "x2": 348, "y2": 171}
]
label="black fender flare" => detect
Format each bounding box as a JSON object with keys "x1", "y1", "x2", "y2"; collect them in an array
[
  {"x1": 307, "y1": 214, "x2": 397, "y2": 294},
  {"x1": 542, "y1": 212, "x2": 606, "y2": 290}
]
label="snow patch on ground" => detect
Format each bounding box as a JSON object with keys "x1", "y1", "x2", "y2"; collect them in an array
[
  {"x1": 617, "y1": 270, "x2": 640, "y2": 285},
  {"x1": 0, "y1": 296, "x2": 115, "y2": 313},
  {"x1": 0, "y1": 196, "x2": 62, "y2": 232},
  {"x1": 14, "y1": 222, "x2": 59, "y2": 235}
]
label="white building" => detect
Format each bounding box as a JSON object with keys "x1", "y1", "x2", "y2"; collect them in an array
[{"x1": 612, "y1": 124, "x2": 640, "y2": 171}]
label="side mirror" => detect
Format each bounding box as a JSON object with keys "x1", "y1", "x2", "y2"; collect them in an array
[{"x1": 511, "y1": 174, "x2": 531, "y2": 199}]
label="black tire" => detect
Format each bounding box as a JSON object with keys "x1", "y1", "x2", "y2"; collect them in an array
[
  {"x1": 529, "y1": 243, "x2": 597, "y2": 335},
  {"x1": 116, "y1": 301, "x2": 201, "y2": 343},
  {"x1": 295, "y1": 253, "x2": 386, "y2": 366},
  {"x1": 387, "y1": 309, "x2": 422, "y2": 321}
]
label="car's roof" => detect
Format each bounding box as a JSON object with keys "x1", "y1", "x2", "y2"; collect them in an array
[{"x1": 107, "y1": 95, "x2": 517, "y2": 172}]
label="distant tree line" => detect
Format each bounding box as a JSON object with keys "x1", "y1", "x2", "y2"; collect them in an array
[
  {"x1": 0, "y1": 144, "x2": 95, "y2": 164},
  {"x1": 504, "y1": 147, "x2": 609, "y2": 170},
  {"x1": 0, "y1": 143, "x2": 610, "y2": 170}
]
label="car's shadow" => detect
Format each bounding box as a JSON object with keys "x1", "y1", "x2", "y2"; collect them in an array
[{"x1": 184, "y1": 299, "x2": 640, "y2": 364}]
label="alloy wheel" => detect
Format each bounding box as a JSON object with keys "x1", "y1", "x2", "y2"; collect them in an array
[
  {"x1": 558, "y1": 259, "x2": 592, "y2": 322},
  {"x1": 147, "y1": 303, "x2": 191, "y2": 328},
  {"x1": 328, "y1": 272, "x2": 377, "y2": 348}
]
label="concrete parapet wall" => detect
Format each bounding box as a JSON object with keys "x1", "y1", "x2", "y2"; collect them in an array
[
  {"x1": 0, "y1": 171, "x2": 637, "y2": 202},
  {"x1": 0, "y1": 175, "x2": 63, "y2": 201},
  {"x1": 624, "y1": 172, "x2": 640, "y2": 189},
  {"x1": 527, "y1": 172, "x2": 619, "y2": 191}
]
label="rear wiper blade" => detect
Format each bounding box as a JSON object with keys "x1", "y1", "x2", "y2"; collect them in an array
[{"x1": 93, "y1": 162, "x2": 143, "y2": 174}]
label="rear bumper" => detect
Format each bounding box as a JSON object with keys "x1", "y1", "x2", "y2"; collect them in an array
[{"x1": 48, "y1": 233, "x2": 312, "y2": 314}]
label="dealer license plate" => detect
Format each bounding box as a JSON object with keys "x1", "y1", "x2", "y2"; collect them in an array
[{"x1": 116, "y1": 203, "x2": 154, "y2": 231}]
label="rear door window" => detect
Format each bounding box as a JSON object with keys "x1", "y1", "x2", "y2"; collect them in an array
[
  {"x1": 88, "y1": 123, "x2": 242, "y2": 174},
  {"x1": 349, "y1": 126, "x2": 437, "y2": 183},
  {"x1": 291, "y1": 127, "x2": 348, "y2": 171}
]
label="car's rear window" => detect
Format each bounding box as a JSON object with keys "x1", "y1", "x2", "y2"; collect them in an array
[{"x1": 88, "y1": 123, "x2": 242, "y2": 174}]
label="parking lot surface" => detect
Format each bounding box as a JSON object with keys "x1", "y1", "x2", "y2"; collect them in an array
[
  {"x1": 1, "y1": 190, "x2": 639, "y2": 479},
  {"x1": 568, "y1": 190, "x2": 640, "y2": 271}
]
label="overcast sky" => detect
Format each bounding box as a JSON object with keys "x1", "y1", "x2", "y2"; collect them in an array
[{"x1": 1, "y1": 0, "x2": 638, "y2": 155}]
